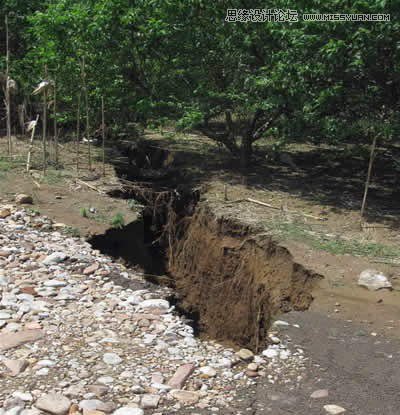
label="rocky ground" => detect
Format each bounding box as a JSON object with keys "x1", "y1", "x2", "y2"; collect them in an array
[{"x1": 0, "y1": 203, "x2": 311, "y2": 415}]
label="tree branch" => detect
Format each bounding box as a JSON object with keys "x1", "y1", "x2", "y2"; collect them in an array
[{"x1": 251, "y1": 108, "x2": 285, "y2": 143}]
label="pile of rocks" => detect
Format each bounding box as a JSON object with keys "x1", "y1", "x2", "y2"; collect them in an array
[{"x1": 0, "y1": 205, "x2": 307, "y2": 414}]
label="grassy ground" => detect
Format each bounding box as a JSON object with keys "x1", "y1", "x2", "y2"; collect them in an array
[{"x1": 263, "y1": 218, "x2": 400, "y2": 260}]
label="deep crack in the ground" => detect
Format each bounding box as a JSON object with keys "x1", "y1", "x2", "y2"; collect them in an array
[{"x1": 89, "y1": 141, "x2": 322, "y2": 352}]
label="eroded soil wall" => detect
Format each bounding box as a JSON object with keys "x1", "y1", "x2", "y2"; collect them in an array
[
  {"x1": 166, "y1": 205, "x2": 321, "y2": 351},
  {"x1": 98, "y1": 141, "x2": 321, "y2": 351}
]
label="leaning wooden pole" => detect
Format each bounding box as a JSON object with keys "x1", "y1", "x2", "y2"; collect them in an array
[
  {"x1": 101, "y1": 96, "x2": 105, "y2": 176},
  {"x1": 26, "y1": 115, "x2": 39, "y2": 172},
  {"x1": 5, "y1": 15, "x2": 12, "y2": 155},
  {"x1": 360, "y1": 134, "x2": 378, "y2": 219},
  {"x1": 76, "y1": 92, "x2": 81, "y2": 174}
]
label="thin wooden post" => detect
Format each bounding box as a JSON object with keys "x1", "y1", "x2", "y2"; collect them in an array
[
  {"x1": 5, "y1": 15, "x2": 12, "y2": 155},
  {"x1": 81, "y1": 56, "x2": 91, "y2": 170},
  {"x1": 101, "y1": 96, "x2": 105, "y2": 176},
  {"x1": 26, "y1": 115, "x2": 39, "y2": 172},
  {"x1": 42, "y1": 65, "x2": 48, "y2": 174},
  {"x1": 53, "y1": 76, "x2": 58, "y2": 166},
  {"x1": 360, "y1": 134, "x2": 378, "y2": 219},
  {"x1": 76, "y1": 92, "x2": 81, "y2": 174}
]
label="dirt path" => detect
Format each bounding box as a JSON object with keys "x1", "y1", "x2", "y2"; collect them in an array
[
  {"x1": 173, "y1": 309, "x2": 400, "y2": 415},
  {"x1": 241, "y1": 311, "x2": 400, "y2": 415}
]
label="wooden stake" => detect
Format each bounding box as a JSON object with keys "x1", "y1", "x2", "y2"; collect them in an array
[
  {"x1": 42, "y1": 65, "x2": 48, "y2": 174},
  {"x1": 360, "y1": 134, "x2": 378, "y2": 219},
  {"x1": 5, "y1": 15, "x2": 12, "y2": 155},
  {"x1": 53, "y1": 76, "x2": 58, "y2": 166},
  {"x1": 101, "y1": 96, "x2": 105, "y2": 176},
  {"x1": 26, "y1": 115, "x2": 39, "y2": 172},
  {"x1": 81, "y1": 56, "x2": 91, "y2": 170},
  {"x1": 76, "y1": 92, "x2": 81, "y2": 173}
]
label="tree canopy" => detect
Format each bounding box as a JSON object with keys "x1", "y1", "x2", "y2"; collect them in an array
[{"x1": 1, "y1": 0, "x2": 399, "y2": 164}]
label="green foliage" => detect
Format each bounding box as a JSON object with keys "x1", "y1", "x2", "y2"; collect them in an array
[
  {"x1": 42, "y1": 168, "x2": 64, "y2": 185},
  {"x1": 79, "y1": 207, "x2": 88, "y2": 218},
  {"x1": 0, "y1": 156, "x2": 25, "y2": 172},
  {"x1": 27, "y1": 207, "x2": 40, "y2": 216},
  {"x1": 0, "y1": 157, "x2": 13, "y2": 172},
  {"x1": 2, "y1": 0, "x2": 399, "y2": 160},
  {"x1": 110, "y1": 212, "x2": 125, "y2": 229},
  {"x1": 176, "y1": 106, "x2": 204, "y2": 131}
]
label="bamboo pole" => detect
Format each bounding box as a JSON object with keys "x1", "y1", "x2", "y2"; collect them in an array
[
  {"x1": 76, "y1": 92, "x2": 81, "y2": 174},
  {"x1": 53, "y1": 76, "x2": 58, "y2": 166},
  {"x1": 5, "y1": 15, "x2": 12, "y2": 155},
  {"x1": 42, "y1": 65, "x2": 48, "y2": 174},
  {"x1": 360, "y1": 134, "x2": 378, "y2": 219},
  {"x1": 26, "y1": 115, "x2": 39, "y2": 172},
  {"x1": 101, "y1": 96, "x2": 105, "y2": 176},
  {"x1": 81, "y1": 56, "x2": 91, "y2": 170}
]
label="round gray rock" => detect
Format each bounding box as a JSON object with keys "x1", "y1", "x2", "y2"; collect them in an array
[{"x1": 35, "y1": 393, "x2": 71, "y2": 415}]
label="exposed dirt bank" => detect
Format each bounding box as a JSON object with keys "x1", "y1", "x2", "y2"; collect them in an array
[
  {"x1": 166, "y1": 205, "x2": 321, "y2": 351},
  {"x1": 87, "y1": 139, "x2": 322, "y2": 351}
]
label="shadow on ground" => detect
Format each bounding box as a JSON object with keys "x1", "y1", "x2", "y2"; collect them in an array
[{"x1": 108, "y1": 133, "x2": 400, "y2": 229}]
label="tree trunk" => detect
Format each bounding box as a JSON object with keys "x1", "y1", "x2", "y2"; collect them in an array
[{"x1": 240, "y1": 134, "x2": 253, "y2": 169}]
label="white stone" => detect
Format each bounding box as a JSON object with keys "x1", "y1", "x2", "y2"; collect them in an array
[
  {"x1": 199, "y1": 366, "x2": 217, "y2": 378},
  {"x1": 140, "y1": 394, "x2": 160, "y2": 409},
  {"x1": 358, "y1": 269, "x2": 392, "y2": 291},
  {"x1": 272, "y1": 320, "x2": 289, "y2": 327},
  {"x1": 103, "y1": 353, "x2": 122, "y2": 365},
  {"x1": 79, "y1": 400, "x2": 104, "y2": 411},
  {"x1": 0, "y1": 311, "x2": 12, "y2": 319},
  {"x1": 42, "y1": 252, "x2": 67, "y2": 265},
  {"x1": 236, "y1": 348, "x2": 254, "y2": 361},
  {"x1": 36, "y1": 359, "x2": 56, "y2": 367},
  {"x1": 138, "y1": 299, "x2": 169, "y2": 312},
  {"x1": 20, "y1": 410, "x2": 41, "y2": 415},
  {"x1": 97, "y1": 376, "x2": 114, "y2": 385},
  {"x1": 5, "y1": 407, "x2": 23, "y2": 415},
  {"x1": 262, "y1": 347, "x2": 279, "y2": 358},
  {"x1": 35, "y1": 393, "x2": 71, "y2": 415},
  {"x1": 311, "y1": 389, "x2": 329, "y2": 399},
  {"x1": 12, "y1": 392, "x2": 33, "y2": 401},
  {"x1": 268, "y1": 335, "x2": 281, "y2": 344},
  {"x1": 324, "y1": 404, "x2": 346, "y2": 415},
  {"x1": 44, "y1": 279, "x2": 67, "y2": 287},
  {"x1": 113, "y1": 407, "x2": 144, "y2": 415}
]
